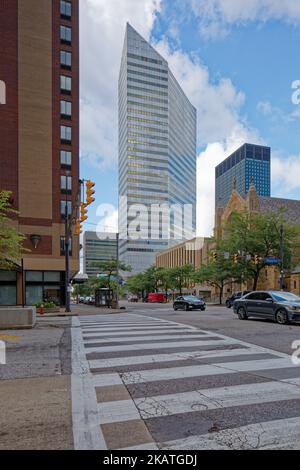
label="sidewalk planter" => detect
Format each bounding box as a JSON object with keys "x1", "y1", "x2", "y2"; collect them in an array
[{"x1": 0, "y1": 307, "x2": 36, "y2": 330}]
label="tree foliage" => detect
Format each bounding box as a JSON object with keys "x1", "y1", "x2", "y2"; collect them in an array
[
  {"x1": 91, "y1": 259, "x2": 131, "y2": 289},
  {"x1": 0, "y1": 191, "x2": 27, "y2": 269},
  {"x1": 222, "y1": 209, "x2": 300, "y2": 290}
]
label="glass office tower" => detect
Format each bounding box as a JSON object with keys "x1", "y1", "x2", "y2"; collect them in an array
[
  {"x1": 215, "y1": 143, "x2": 271, "y2": 209},
  {"x1": 119, "y1": 24, "x2": 197, "y2": 275}
]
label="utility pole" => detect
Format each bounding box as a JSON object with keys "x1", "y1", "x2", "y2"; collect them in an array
[{"x1": 280, "y1": 224, "x2": 285, "y2": 291}]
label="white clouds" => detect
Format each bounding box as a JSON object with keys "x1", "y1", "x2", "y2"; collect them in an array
[
  {"x1": 272, "y1": 153, "x2": 300, "y2": 195},
  {"x1": 155, "y1": 40, "x2": 246, "y2": 144},
  {"x1": 188, "y1": 0, "x2": 300, "y2": 38},
  {"x1": 80, "y1": 0, "x2": 162, "y2": 169}
]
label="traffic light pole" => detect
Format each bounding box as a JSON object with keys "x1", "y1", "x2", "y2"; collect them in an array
[{"x1": 65, "y1": 202, "x2": 71, "y2": 313}]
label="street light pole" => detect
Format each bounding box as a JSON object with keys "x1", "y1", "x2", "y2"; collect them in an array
[
  {"x1": 65, "y1": 197, "x2": 71, "y2": 313},
  {"x1": 280, "y1": 224, "x2": 284, "y2": 291}
]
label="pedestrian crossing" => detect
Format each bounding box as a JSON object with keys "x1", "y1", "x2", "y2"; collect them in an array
[{"x1": 71, "y1": 313, "x2": 300, "y2": 450}]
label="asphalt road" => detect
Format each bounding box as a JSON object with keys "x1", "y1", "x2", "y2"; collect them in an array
[{"x1": 123, "y1": 302, "x2": 300, "y2": 355}]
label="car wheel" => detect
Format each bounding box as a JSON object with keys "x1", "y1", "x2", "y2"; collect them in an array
[
  {"x1": 276, "y1": 309, "x2": 289, "y2": 325},
  {"x1": 201, "y1": 307, "x2": 206, "y2": 311},
  {"x1": 185, "y1": 304, "x2": 189, "y2": 311},
  {"x1": 173, "y1": 306, "x2": 178, "y2": 311},
  {"x1": 226, "y1": 300, "x2": 231, "y2": 308},
  {"x1": 237, "y1": 307, "x2": 248, "y2": 320}
]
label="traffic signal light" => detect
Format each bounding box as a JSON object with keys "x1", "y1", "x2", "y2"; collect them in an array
[
  {"x1": 212, "y1": 251, "x2": 217, "y2": 261},
  {"x1": 86, "y1": 180, "x2": 95, "y2": 206},
  {"x1": 234, "y1": 254, "x2": 239, "y2": 264},
  {"x1": 80, "y1": 203, "x2": 88, "y2": 222},
  {"x1": 75, "y1": 219, "x2": 82, "y2": 236},
  {"x1": 254, "y1": 255, "x2": 260, "y2": 265}
]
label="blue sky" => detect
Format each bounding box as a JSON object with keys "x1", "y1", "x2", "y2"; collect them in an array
[{"x1": 80, "y1": 0, "x2": 300, "y2": 236}]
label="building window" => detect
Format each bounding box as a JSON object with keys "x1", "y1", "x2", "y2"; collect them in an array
[
  {"x1": 60, "y1": 150, "x2": 72, "y2": 167},
  {"x1": 61, "y1": 200, "x2": 72, "y2": 218},
  {"x1": 60, "y1": 100, "x2": 72, "y2": 119},
  {"x1": 60, "y1": 0, "x2": 72, "y2": 18},
  {"x1": 61, "y1": 175, "x2": 72, "y2": 193},
  {"x1": 60, "y1": 75, "x2": 72, "y2": 94},
  {"x1": 0, "y1": 271, "x2": 17, "y2": 306},
  {"x1": 60, "y1": 50, "x2": 72, "y2": 69},
  {"x1": 60, "y1": 25, "x2": 72, "y2": 44},
  {"x1": 60, "y1": 237, "x2": 72, "y2": 256},
  {"x1": 60, "y1": 125, "x2": 72, "y2": 143}
]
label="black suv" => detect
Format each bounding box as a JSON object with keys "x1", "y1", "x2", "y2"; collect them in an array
[
  {"x1": 226, "y1": 291, "x2": 251, "y2": 308},
  {"x1": 233, "y1": 291, "x2": 300, "y2": 325},
  {"x1": 173, "y1": 296, "x2": 206, "y2": 311}
]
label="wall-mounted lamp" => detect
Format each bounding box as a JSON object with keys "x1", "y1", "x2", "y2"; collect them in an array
[{"x1": 30, "y1": 234, "x2": 41, "y2": 249}]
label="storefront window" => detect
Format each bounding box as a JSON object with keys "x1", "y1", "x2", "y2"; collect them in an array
[
  {"x1": 0, "y1": 271, "x2": 17, "y2": 305},
  {"x1": 26, "y1": 285, "x2": 43, "y2": 306},
  {"x1": 25, "y1": 271, "x2": 63, "y2": 306},
  {"x1": 0, "y1": 286, "x2": 16, "y2": 306}
]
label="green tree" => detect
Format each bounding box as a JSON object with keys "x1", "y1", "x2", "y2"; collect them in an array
[
  {"x1": 91, "y1": 259, "x2": 131, "y2": 290},
  {"x1": 158, "y1": 267, "x2": 173, "y2": 298},
  {"x1": 126, "y1": 273, "x2": 149, "y2": 298},
  {"x1": 194, "y1": 245, "x2": 243, "y2": 304},
  {"x1": 0, "y1": 191, "x2": 27, "y2": 269},
  {"x1": 72, "y1": 283, "x2": 91, "y2": 303},
  {"x1": 169, "y1": 264, "x2": 195, "y2": 295},
  {"x1": 223, "y1": 210, "x2": 300, "y2": 291}
]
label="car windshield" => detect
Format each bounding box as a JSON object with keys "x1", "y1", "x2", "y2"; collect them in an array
[
  {"x1": 184, "y1": 296, "x2": 201, "y2": 301},
  {"x1": 271, "y1": 292, "x2": 300, "y2": 302}
]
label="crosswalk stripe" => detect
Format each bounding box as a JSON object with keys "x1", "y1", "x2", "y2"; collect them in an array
[
  {"x1": 88, "y1": 347, "x2": 260, "y2": 369},
  {"x1": 98, "y1": 399, "x2": 140, "y2": 424},
  {"x1": 162, "y1": 417, "x2": 300, "y2": 450},
  {"x1": 134, "y1": 380, "x2": 300, "y2": 419},
  {"x1": 83, "y1": 333, "x2": 215, "y2": 343},
  {"x1": 81, "y1": 328, "x2": 198, "y2": 337},
  {"x1": 121, "y1": 357, "x2": 293, "y2": 384},
  {"x1": 81, "y1": 325, "x2": 189, "y2": 332},
  {"x1": 85, "y1": 338, "x2": 236, "y2": 354}
]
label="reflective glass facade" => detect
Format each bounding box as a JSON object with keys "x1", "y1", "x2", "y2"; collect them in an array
[
  {"x1": 119, "y1": 24, "x2": 197, "y2": 274},
  {"x1": 215, "y1": 143, "x2": 271, "y2": 208}
]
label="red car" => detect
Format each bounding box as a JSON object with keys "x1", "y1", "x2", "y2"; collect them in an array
[{"x1": 148, "y1": 293, "x2": 165, "y2": 303}]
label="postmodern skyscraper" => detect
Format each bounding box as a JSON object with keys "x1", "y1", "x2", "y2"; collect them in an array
[
  {"x1": 0, "y1": 0, "x2": 79, "y2": 306},
  {"x1": 215, "y1": 143, "x2": 271, "y2": 209},
  {"x1": 118, "y1": 23, "x2": 197, "y2": 275}
]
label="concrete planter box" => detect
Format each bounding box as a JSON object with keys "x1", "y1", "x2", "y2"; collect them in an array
[{"x1": 0, "y1": 307, "x2": 36, "y2": 330}]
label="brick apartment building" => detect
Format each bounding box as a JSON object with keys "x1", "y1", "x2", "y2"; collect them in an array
[{"x1": 0, "y1": 0, "x2": 80, "y2": 306}]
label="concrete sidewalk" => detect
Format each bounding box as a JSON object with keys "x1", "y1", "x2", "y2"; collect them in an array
[{"x1": 0, "y1": 317, "x2": 73, "y2": 450}]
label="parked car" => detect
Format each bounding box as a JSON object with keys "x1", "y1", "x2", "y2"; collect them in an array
[
  {"x1": 226, "y1": 291, "x2": 251, "y2": 308},
  {"x1": 128, "y1": 294, "x2": 139, "y2": 303},
  {"x1": 148, "y1": 293, "x2": 165, "y2": 303},
  {"x1": 233, "y1": 290, "x2": 300, "y2": 324},
  {"x1": 173, "y1": 295, "x2": 206, "y2": 311}
]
